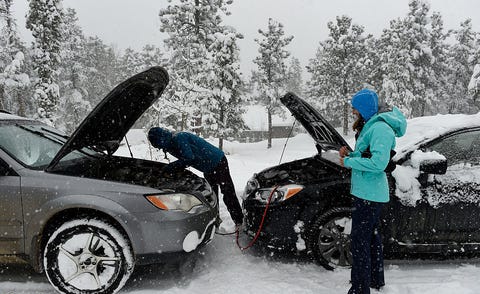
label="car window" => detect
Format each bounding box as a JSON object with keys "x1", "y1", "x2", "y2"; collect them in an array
[
  {"x1": 426, "y1": 130, "x2": 480, "y2": 167},
  {"x1": 0, "y1": 123, "x2": 100, "y2": 169}
]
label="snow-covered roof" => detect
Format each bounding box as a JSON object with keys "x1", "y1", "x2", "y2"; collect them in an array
[
  {"x1": 395, "y1": 112, "x2": 480, "y2": 158},
  {"x1": 0, "y1": 112, "x2": 30, "y2": 121},
  {"x1": 242, "y1": 105, "x2": 295, "y2": 131}
]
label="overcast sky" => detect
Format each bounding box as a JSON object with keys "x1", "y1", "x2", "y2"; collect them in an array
[{"x1": 10, "y1": 0, "x2": 480, "y2": 76}]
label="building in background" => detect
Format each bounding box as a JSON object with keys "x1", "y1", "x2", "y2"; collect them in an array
[{"x1": 238, "y1": 105, "x2": 297, "y2": 142}]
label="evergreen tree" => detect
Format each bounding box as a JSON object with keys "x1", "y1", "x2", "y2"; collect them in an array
[
  {"x1": 57, "y1": 8, "x2": 91, "y2": 133},
  {"x1": 363, "y1": 36, "x2": 383, "y2": 91},
  {"x1": 0, "y1": 0, "x2": 31, "y2": 116},
  {"x1": 380, "y1": 0, "x2": 435, "y2": 118},
  {"x1": 117, "y1": 47, "x2": 142, "y2": 82},
  {"x1": 206, "y1": 27, "x2": 246, "y2": 150},
  {"x1": 469, "y1": 64, "x2": 480, "y2": 101},
  {"x1": 252, "y1": 18, "x2": 293, "y2": 148},
  {"x1": 81, "y1": 36, "x2": 120, "y2": 106},
  {"x1": 285, "y1": 57, "x2": 304, "y2": 96},
  {"x1": 26, "y1": 0, "x2": 63, "y2": 125},
  {"x1": 159, "y1": 0, "x2": 232, "y2": 132},
  {"x1": 428, "y1": 12, "x2": 450, "y2": 114},
  {"x1": 137, "y1": 44, "x2": 167, "y2": 129},
  {"x1": 139, "y1": 44, "x2": 166, "y2": 68},
  {"x1": 306, "y1": 15, "x2": 370, "y2": 134},
  {"x1": 446, "y1": 19, "x2": 480, "y2": 113}
]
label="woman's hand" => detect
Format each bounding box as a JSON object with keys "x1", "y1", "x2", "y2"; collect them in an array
[
  {"x1": 339, "y1": 146, "x2": 349, "y2": 158},
  {"x1": 339, "y1": 146, "x2": 349, "y2": 167}
]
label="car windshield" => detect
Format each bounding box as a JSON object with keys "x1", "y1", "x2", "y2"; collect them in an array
[{"x1": 0, "y1": 122, "x2": 101, "y2": 169}]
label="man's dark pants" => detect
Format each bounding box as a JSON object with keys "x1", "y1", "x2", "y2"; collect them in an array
[
  {"x1": 348, "y1": 197, "x2": 385, "y2": 294},
  {"x1": 204, "y1": 156, "x2": 244, "y2": 225}
]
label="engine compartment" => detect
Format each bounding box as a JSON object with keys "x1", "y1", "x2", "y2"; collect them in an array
[
  {"x1": 49, "y1": 154, "x2": 216, "y2": 205},
  {"x1": 256, "y1": 155, "x2": 346, "y2": 187}
]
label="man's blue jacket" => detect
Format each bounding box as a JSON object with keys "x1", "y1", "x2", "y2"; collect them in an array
[{"x1": 148, "y1": 127, "x2": 224, "y2": 173}]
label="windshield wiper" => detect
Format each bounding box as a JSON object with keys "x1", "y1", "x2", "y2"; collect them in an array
[
  {"x1": 17, "y1": 124, "x2": 102, "y2": 159},
  {"x1": 16, "y1": 124, "x2": 65, "y2": 145},
  {"x1": 41, "y1": 127, "x2": 70, "y2": 140}
]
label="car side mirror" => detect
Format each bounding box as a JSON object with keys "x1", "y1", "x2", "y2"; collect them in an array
[
  {"x1": 0, "y1": 161, "x2": 14, "y2": 176},
  {"x1": 0, "y1": 165, "x2": 6, "y2": 176},
  {"x1": 419, "y1": 158, "x2": 447, "y2": 175}
]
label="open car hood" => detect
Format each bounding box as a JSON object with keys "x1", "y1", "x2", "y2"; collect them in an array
[
  {"x1": 280, "y1": 92, "x2": 352, "y2": 152},
  {"x1": 47, "y1": 66, "x2": 169, "y2": 171}
]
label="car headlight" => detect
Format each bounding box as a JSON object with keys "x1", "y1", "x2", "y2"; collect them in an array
[
  {"x1": 242, "y1": 176, "x2": 259, "y2": 200},
  {"x1": 255, "y1": 184, "x2": 304, "y2": 203},
  {"x1": 145, "y1": 193, "x2": 203, "y2": 212}
]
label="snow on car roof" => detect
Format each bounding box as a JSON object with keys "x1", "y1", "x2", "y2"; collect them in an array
[
  {"x1": 0, "y1": 112, "x2": 31, "y2": 121},
  {"x1": 394, "y1": 112, "x2": 480, "y2": 158}
]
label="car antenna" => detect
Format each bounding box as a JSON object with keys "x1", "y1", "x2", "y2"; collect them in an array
[
  {"x1": 124, "y1": 135, "x2": 134, "y2": 158},
  {"x1": 279, "y1": 119, "x2": 296, "y2": 165}
]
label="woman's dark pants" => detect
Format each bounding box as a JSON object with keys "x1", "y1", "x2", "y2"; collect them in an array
[
  {"x1": 348, "y1": 197, "x2": 385, "y2": 294},
  {"x1": 204, "y1": 156, "x2": 244, "y2": 225}
]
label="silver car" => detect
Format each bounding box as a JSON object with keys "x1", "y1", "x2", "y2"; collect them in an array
[{"x1": 0, "y1": 67, "x2": 218, "y2": 294}]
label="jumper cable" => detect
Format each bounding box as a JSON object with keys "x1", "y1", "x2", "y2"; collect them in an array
[{"x1": 235, "y1": 186, "x2": 278, "y2": 251}]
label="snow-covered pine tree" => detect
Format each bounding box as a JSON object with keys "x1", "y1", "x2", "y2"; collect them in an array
[
  {"x1": 137, "y1": 44, "x2": 168, "y2": 129},
  {"x1": 380, "y1": 0, "x2": 435, "y2": 118},
  {"x1": 206, "y1": 27, "x2": 246, "y2": 150},
  {"x1": 117, "y1": 48, "x2": 143, "y2": 82},
  {"x1": 253, "y1": 18, "x2": 293, "y2": 148},
  {"x1": 472, "y1": 35, "x2": 480, "y2": 104},
  {"x1": 285, "y1": 57, "x2": 304, "y2": 97},
  {"x1": 306, "y1": 15, "x2": 370, "y2": 134},
  {"x1": 363, "y1": 37, "x2": 383, "y2": 91},
  {"x1": 57, "y1": 8, "x2": 91, "y2": 134},
  {"x1": 26, "y1": 0, "x2": 63, "y2": 125},
  {"x1": 428, "y1": 12, "x2": 451, "y2": 114},
  {"x1": 81, "y1": 36, "x2": 119, "y2": 107},
  {"x1": 469, "y1": 63, "x2": 480, "y2": 101},
  {"x1": 139, "y1": 45, "x2": 166, "y2": 69},
  {"x1": 446, "y1": 19, "x2": 480, "y2": 113},
  {"x1": 0, "y1": 0, "x2": 31, "y2": 116},
  {"x1": 159, "y1": 0, "x2": 232, "y2": 133}
]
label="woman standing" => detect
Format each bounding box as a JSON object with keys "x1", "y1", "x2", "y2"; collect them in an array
[{"x1": 339, "y1": 89, "x2": 407, "y2": 294}]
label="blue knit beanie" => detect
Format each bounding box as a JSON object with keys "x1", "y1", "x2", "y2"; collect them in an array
[
  {"x1": 148, "y1": 127, "x2": 173, "y2": 149},
  {"x1": 351, "y1": 89, "x2": 379, "y2": 121}
]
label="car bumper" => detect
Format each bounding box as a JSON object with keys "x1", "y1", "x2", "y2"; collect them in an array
[
  {"x1": 243, "y1": 198, "x2": 302, "y2": 251},
  {"x1": 127, "y1": 206, "x2": 217, "y2": 265}
]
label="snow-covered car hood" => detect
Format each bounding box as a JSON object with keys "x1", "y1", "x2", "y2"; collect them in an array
[
  {"x1": 280, "y1": 92, "x2": 352, "y2": 152},
  {"x1": 47, "y1": 66, "x2": 169, "y2": 170},
  {"x1": 394, "y1": 112, "x2": 480, "y2": 160}
]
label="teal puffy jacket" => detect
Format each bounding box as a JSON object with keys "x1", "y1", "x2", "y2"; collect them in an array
[{"x1": 343, "y1": 107, "x2": 407, "y2": 202}]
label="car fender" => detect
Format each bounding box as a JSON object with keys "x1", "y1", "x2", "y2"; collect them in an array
[
  {"x1": 25, "y1": 194, "x2": 141, "y2": 265},
  {"x1": 297, "y1": 181, "x2": 352, "y2": 228}
]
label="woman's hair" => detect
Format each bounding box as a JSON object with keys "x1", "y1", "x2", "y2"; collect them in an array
[{"x1": 352, "y1": 116, "x2": 365, "y2": 140}]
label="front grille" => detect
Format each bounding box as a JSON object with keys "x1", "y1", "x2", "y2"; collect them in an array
[{"x1": 201, "y1": 180, "x2": 217, "y2": 207}]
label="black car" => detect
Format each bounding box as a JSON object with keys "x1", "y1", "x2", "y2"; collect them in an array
[{"x1": 242, "y1": 92, "x2": 480, "y2": 270}]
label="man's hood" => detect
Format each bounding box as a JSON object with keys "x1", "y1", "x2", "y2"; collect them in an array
[
  {"x1": 47, "y1": 66, "x2": 169, "y2": 171},
  {"x1": 280, "y1": 92, "x2": 352, "y2": 152},
  {"x1": 148, "y1": 127, "x2": 173, "y2": 150}
]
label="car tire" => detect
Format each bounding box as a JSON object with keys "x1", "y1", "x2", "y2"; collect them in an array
[
  {"x1": 43, "y1": 218, "x2": 134, "y2": 294},
  {"x1": 306, "y1": 207, "x2": 353, "y2": 270}
]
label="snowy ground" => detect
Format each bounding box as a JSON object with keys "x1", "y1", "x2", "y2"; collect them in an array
[{"x1": 1, "y1": 131, "x2": 480, "y2": 293}]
